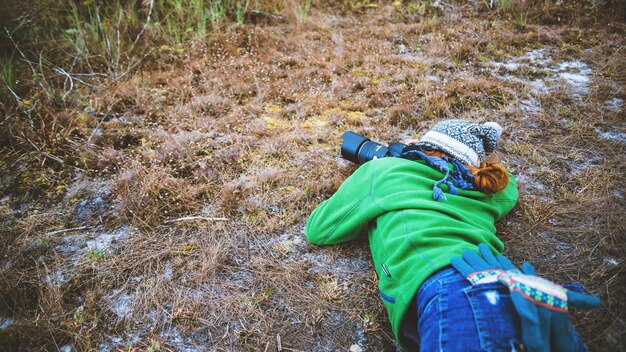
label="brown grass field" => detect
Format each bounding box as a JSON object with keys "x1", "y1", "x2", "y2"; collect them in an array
[{"x1": 1, "y1": 1, "x2": 625, "y2": 351}]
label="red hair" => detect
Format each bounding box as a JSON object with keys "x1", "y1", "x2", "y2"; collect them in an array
[
  {"x1": 467, "y1": 161, "x2": 509, "y2": 194},
  {"x1": 424, "y1": 151, "x2": 509, "y2": 194}
]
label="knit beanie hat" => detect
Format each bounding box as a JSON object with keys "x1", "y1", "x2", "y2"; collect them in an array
[{"x1": 414, "y1": 119, "x2": 503, "y2": 167}]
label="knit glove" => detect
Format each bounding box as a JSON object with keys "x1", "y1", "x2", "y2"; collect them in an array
[{"x1": 450, "y1": 244, "x2": 601, "y2": 352}]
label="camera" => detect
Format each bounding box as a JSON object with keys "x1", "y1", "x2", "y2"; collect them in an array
[{"x1": 341, "y1": 131, "x2": 408, "y2": 165}]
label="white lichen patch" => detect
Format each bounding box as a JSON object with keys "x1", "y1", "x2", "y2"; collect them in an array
[
  {"x1": 491, "y1": 61, "x2": 520, "y2": 71},
  {"x1": 563, "y1": 155, "x2": 603, "y2": 176},
  {"x1": 556, "y1": 61, "x2": 593, "y2": 97},
  {"x1": 98, "y1": 334, "x2": 141, "y2": 352},
  {"x1": 86, "y1": 225, "x2": 132, "y2": 254},
  {"x1": 0, "y1": 316, "x2": 14, "y2": 330},
  {"x1": 515, "y1": 173, "x2": 552, "y2": 201},
  {"x1": 529, "y1": 79, "x2": 549, "y2": 94},
  {"x1": 490, "y1": 49, "x2": 594, "y2": 99},
  {"x1": 604, "y1": 98, "x2": 623, "y2": 112},
  {"x1": 108, "y1": 291, "x2": 134, "y2": 318},
  {"x1": 523, "y1": 49, "x2": 552, "y2": 67},
  {"x1": 44, "y1": 266, "x2": 74, "y2": 288},
  {"x1": 595, "y1": 128, "x2": 626, "y2": 143},
  {"x1": 157, "y1": 326, "x2": 200, "y2": 352},
  {"x1": 158, "y1": 265, "x2": 174, "y2": 280},
  {"x1": 519, "y1": 98, "x2": 542, "y2": 114},
  {"x1": 55, "y1": 225, "x2": 134, "y2": 267},
  {"x1": 350, "y1": 344, "x2": 363, "y2": 352}
]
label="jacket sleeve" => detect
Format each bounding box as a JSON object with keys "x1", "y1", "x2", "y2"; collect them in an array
[{"x1": 305, "y1": 161, "x2": 387, "y2": 245}]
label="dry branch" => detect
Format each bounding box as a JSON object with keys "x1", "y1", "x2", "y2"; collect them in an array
[
  {"x1": 163, "y1": 216, "x2": 228, "y2": 224},
  {"x1": 44, "y1": 226, "x2": 91, "y2": 236}
]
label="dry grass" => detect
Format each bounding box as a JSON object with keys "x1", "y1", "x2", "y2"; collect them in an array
[{"x1": 1, "y1": 1, "x2": 625, "y2": 350}]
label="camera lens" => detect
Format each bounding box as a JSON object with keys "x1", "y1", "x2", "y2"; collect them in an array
[
  {"x1": 341, "y1": 131, "x2": 391, "y2": 164},
  {"x1": 341, "y1": 131, "x2": 368, "y2": 164},
  {"x1": 358, "y1": 140, "x2": 388, "y2": 164}
]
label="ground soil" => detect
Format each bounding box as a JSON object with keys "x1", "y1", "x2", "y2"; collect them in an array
[{"x1": 1, "y1": 1, "x2": 625, "y2": 351}]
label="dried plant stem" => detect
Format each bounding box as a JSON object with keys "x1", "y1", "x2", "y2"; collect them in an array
[
  {"x1": 163, "y1": 216, "x2": 228, "y2": 224},
  {"x1": 132, "y1": 0, "x2": 154, "y2": 48},
  {"x1": 45, "y1": 226, "x2": 91, "y2": 236},
  {"x1": 276, "y1": 334, "x2": 282, "y2": 352},
  {"x1": 4, "y1": 27, "x2": 51, "y2": 98}
]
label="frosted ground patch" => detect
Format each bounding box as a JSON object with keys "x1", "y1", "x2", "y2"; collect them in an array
[{"x1": 490, "y1": 49, "x2": 595, "y2": 107}]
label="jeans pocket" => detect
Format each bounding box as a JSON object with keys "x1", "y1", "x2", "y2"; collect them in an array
[{"x1": 464, "y1": 283, "x2": 521, "y2": 352}]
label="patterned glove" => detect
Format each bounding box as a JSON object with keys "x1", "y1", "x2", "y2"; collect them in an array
[{"x1": 451, "y1": 244, "x2": 601, "y2": 352}]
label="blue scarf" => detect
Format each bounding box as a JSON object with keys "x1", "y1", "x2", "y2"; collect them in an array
[{"x1": 400, "y1": 149, "x2": 475, "y2": 201}]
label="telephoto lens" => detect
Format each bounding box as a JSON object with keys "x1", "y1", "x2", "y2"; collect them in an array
[{"x1": 341, "y1": 131, "x2": 390, "y2": 164}]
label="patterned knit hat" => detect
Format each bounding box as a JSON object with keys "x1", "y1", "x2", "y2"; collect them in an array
[{"x1": 414, "y1": 119, "x2": 503, "y2": 167}]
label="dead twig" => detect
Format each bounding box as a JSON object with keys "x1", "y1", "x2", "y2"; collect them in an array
[
  {"x1": 3, "y1": 83, "x2": 21, "y2": 104},
  {"x1": 249, "y1": 9, "x2": 286, "y2": 21},
  {"x1": 111, "y1": 48, "x2": 153, "y2": 82},
  {"x1": 4, "y1": 27, "x2": 51, "y2": 98},
  {"x1": 163, "y1": 216, "x2": 228, "y2": 224},
  {"x1": 53, "y1": 67, "x2": 74, "y2": 100},
  {"x1": 132, "y1": 0, "x2": 154, "y2": 48},
  {"x1": 276, "y1": 334, "x2": 282, "y2": 352},
  {"x1": 45, "y1": 226, "x2": 91, "y2": 236}
]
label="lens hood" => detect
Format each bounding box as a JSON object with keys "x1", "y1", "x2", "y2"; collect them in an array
[{"x1": 341, "y1": 131, "x2": 369, "y2": 164}]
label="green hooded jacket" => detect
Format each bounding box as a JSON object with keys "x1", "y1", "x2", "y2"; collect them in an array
[{"x1": 305, "y1": 156, "x2": 518, "y2": 350}]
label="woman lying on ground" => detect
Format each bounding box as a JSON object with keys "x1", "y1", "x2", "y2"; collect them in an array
[{"x1": 305, "y1": 119, "x2": 599, "y2": 351}]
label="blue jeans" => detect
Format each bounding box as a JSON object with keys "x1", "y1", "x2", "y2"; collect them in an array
[{"x1": 406, "y1": 267, "x2": 587, "y2": 352}]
